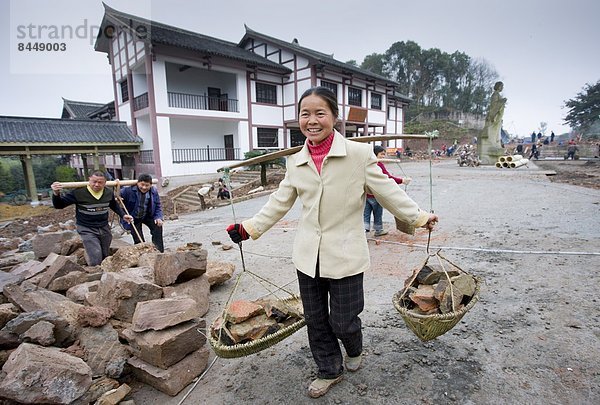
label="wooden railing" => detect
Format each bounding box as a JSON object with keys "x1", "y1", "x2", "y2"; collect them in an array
[
  {"x1": 167, "y1": 92, "x2": 239, "y2": 112},
  {"x1": 132, "y1": 93, "x2": 149, "y2": 111},
  {"x1": 172, "y1": 147, "x2": 240, "y2": 163}
]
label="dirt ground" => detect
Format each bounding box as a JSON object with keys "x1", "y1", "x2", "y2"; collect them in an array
[
  {"x1": 133, "y1": 158, "x2": 599, "y2": 404},
  {"x1": 1, "y1": 159, "x2": 599, "y2": 404}
]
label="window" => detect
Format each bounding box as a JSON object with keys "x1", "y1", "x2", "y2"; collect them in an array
[
  {"x1": 321, "y1": 80, "x2": 338, "y2": 96},
  {"x1": 348, "y1": 87, "x2": 362, "y2": 106},
  {"x1": 257, "y1": 128, "x2": 279, "y2": 147},
  {"x1": 256, "y1": 83, "x2": 277, "y2": 104},
  {"x1": 371, "y1": 93, "x2": 382, "y2": 110},
  {"x1": 290, "y1": 129, "x2": 305, "y2": 147},
  {"x1": 120, "y1": 79, "x2": 129, "y2": 102}
]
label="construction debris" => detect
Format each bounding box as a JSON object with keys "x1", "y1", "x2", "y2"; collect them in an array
[
  {"x1": 400, "y1": 262, "x2": 477, "y2": 315},
  {"x1": 210, "y1": 298, "x2": 303, "y2": 346},
  {"x1": 0, "y1": 228, "x2": 236, "y2": 401}
]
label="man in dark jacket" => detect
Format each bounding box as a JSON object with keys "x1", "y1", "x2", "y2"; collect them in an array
[
  {"x1": 51, "y1": 171, "x2": 133, "y2": 266},
  {"x1": 119, "y1": 173, "x2": 164, "y2": 252}
]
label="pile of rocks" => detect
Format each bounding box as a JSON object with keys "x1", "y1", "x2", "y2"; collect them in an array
[
  {"x1": 211, "y1": 298, "x2": 303, "y2": 346},
  {"x1": 0, "y1": 229, "x2": 235, "y2": 403},
  {"x1": 400, "y1": 262, "x2": 477, "y2": 315}
]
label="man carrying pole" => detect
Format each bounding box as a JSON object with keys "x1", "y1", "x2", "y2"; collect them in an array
[
  {"x1": 51, "y1": 171, "x2": 133, "y2": 266},
  {"x1": 118, "y1": 173, "x2": 165, "y2": 252}
]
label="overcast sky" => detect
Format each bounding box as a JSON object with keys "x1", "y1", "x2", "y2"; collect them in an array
[{"x1": 1, "y1": 0, "x2": 598, "y2": 137}]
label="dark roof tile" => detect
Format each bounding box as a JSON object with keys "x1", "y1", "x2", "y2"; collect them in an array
[
  {"x1": 240, "y1": 26, "x2": 410, "y2": 101},
  {"x1": 61, "y1": 98, "x2": 106, "y2": 119},
  {"x1": 96, "y1": 5, "x2": 291, "y2": 74},
  {"x1": 0, "y1": 116, "x2": 141, "y2": 144}
]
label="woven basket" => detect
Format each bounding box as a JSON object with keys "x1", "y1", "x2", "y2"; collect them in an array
[
  {"x1": 209, "y1": 296, "x2": 306, "y2": 358},
  {"x1": 393, "y1": 253, "x2": 480, "y2": 341},
  {"x1": 393, "y1": 278, "x2": 480, "y2": 341}
]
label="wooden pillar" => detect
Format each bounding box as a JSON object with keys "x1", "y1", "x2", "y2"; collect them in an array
[
  {"x1": 81, "y1": 154, "x2": 89, "y2": 177},
  {"x1": 20, "y1": 155, "x2": 39, "y2": 205},
  {"x1": 93, "y1": 155, "x2": 100, "y2": 171}
]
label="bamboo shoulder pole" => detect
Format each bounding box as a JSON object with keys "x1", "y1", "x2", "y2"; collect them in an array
[
  {"x1": 218, "y1": 133, "x2": 437, "y2": 171},
  {"x1": 58, "y1": 179, "x2": 158, "y2": 189}
]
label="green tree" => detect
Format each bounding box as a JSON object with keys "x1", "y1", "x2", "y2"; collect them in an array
[
  {"x1": 384, "y1": 40, "x2": 423, "y2": 98},
  {"x1": 55, "y1": 165, "x2": 78, "y2": 182},
  {"x1": 377, "y1": 41, "x2": 498, "y2": 117},
  {"x1": 360, "y1": 53, "x2": 385, "y2": 76},
  {"x1": 0, "y1": 160, "x2": 17, "y2": 194},
  {"x1": 9, "y1": 165, "x2": 25, "y2": 192},
  {"x1": 34, "y1": 157, "x2": 61, "y2": 188},
  {"x1": 564, "y1": 80, "x2": 600, "y2": 139}
]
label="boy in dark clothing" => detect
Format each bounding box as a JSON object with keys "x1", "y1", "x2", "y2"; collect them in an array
[
  {"x1": 119, "y1": 174, "x2": 164, "y2": 252},
  {"x1": 51, "y1": 171, "x2": 132, "y2": 266}
]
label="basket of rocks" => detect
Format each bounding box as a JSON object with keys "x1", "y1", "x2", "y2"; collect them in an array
[
  {"x1": 393, "y1": 252, "x2": 480, "y2": 341},
  {"x1": 209, "y1": 296, "x2": 305, "y2": 358}
]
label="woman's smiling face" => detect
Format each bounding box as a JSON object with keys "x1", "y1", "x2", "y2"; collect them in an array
[{"x1": 299, "y1": 94, "x2": 335, "y2": 145}]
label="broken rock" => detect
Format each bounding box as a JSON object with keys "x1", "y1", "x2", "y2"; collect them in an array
[
  {"x1": 154, "y1": 249, "x2": 207, "y2": 286},
  {"x1": 162, "y1": 274, "x2": 210, "y2": 317},
  {"x1": 128, "y1": 346, "x2": 209, "y2": 396},
  {"x1": 131, "y1": 296, "x2": 200, "y2": 332},
  {"x1": 0, "y1": 342, "x2": 92, "y2": 404},
  {"x1": 93, "y1": 272, "x2": 162, "y2": 322},
  {"x1": 123, "y1": 319, "x2": 206, "y2": 369}
]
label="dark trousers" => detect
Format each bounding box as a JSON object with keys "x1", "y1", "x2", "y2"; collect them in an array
[
  {"x1": 77, "y1": 224, "x2": 112, "y2": 266},
  {"x1": 297, "y1": 268, "x2": 364, "y2": 379},
  {"x1": 132, "y1": 217, "x2": 164, "y2": 252}
]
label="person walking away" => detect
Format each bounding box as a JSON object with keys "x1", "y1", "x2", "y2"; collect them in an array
[
  {"x1": 364, "y1": 145, "x2": 411, "y2": 236},
  {"x1": 119, "y1": 173, "x2": 164, "y2": 252},
  {"x1": 226, "y1": 86, "x2": 438, "y2": 399},
  {"x1": 51, "y1": 171, "x2": 133, "y2": 266},
  {"x1": 197, "y1": 185, "x2": 214, "y2": 210}
]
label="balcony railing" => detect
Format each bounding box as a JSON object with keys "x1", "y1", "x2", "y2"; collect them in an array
[
  {"x1": 139, "y1": 149, "x2": 154, "y2": 164},
  {"x1": 172, "y1": 147, "x2": 240, "y2": 163},
  {"x1": 168, "y1": 92, "x2": 239, "y2": 112},
  {"x1": 132, "y1": 93, "x2": 149, "y2": 111}
]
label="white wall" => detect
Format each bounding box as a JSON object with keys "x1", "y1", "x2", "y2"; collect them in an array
[
  {"x1": 252, "y1": 104, "x2": 283, "y2": 126},
  {"x1": 136, "y1": 115, "x2": 153, "y2": 149},
  {"x1": 169, "y1": 118, "x2": 238, "y2": 149},
  {"x1": 368, "y1": 110, "x2": 386, "y2": 126},
  {"x1": 152, "y1": 59, "x2": 168, "y2": 113},
  {"x1": 117, "y1": 103, "x2": 131, "y2": 126}
]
